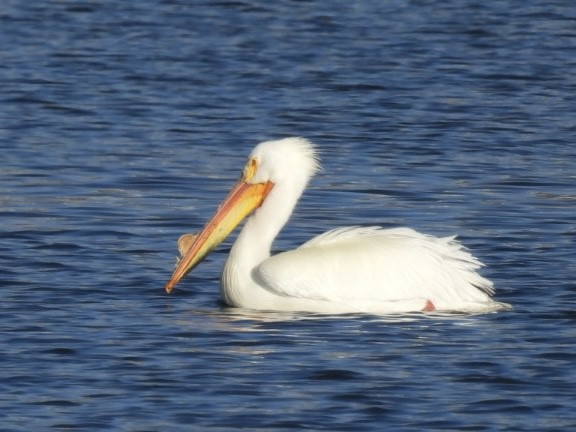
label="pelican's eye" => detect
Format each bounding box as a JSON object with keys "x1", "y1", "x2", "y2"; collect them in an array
[{"x1": 242, "y1": 157, "x2": 258, "y2": 181}]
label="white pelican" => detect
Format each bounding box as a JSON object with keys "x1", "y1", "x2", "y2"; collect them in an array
[{"x1": 165, "y1": 138, "x2": 511, "y2": 314}]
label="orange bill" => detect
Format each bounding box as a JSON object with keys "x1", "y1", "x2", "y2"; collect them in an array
[{"x1": 165, "y1": 179, "x2": 273, "y2": 293}]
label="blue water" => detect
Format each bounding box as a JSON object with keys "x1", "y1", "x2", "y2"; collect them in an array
[{"x1": 2, "y1": 0, "x2": 576, "y2": 430}]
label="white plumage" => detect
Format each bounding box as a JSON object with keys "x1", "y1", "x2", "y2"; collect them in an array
[{"x1": 166, "y1": 137, "x2": 511, "y2": 314}]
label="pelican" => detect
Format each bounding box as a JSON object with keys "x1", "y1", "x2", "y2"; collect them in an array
[{"x1": 165, "y1": 138, "x2": 511, "y2": 314}]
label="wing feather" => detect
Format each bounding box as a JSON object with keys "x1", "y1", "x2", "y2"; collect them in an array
[{"x1": 254, "y1": 227, "x2": 494, "y2": 306}]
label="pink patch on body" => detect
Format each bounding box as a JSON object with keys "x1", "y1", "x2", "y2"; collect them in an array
[{"x1": 422, "y1": 300, "x2": 436, "y2": 312}]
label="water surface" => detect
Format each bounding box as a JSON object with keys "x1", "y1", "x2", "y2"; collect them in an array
[{"x1": 1, "y1": 1, "x2": 575, "y2": 430}]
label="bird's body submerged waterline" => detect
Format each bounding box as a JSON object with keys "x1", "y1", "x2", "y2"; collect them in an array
[{"x1": 166, "y1": 138, "x2": 511, "y2": 315}]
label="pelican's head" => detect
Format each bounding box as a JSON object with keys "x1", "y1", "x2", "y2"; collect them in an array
[
  {"x1": 248, "y1": 137, "x2": 320, "y2": 186},
  {"x1": 165, "y1": 137, "x2": 320, "y2": 293}
]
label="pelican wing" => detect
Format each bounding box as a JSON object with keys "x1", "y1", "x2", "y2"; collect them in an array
[{"x1": 254, "y1": 227, "x2": 494, "y2": 307}]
